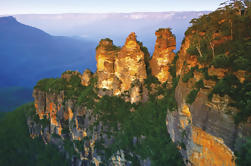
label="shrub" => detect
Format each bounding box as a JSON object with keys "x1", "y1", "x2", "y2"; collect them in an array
[
  {"x1": 235, "y1": 137, "x2": 251, "y2": 166},
  {"x1": 182, "y1": 70, "x2": 194, "y2": 83},
  {"x1": 195, "y1": 80, "x2": 204, "y2": 89},
  {"x1": 211, "y1": 54, "x2": 230, "y2": 68},
  {"x1": 186, "y1": 89, "x2": 199, "y2": 104},
  {"x1": 187, "y1": 46, "x2": 198, "y2": 56}
]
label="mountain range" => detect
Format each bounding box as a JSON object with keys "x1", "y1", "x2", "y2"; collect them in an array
[{"x1": 0, "y1": 16, "x2": 97, "y2": 87}]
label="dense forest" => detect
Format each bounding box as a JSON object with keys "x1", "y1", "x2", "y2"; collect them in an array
[{"x1": 0, "y1": 103, "x2": 70, "y2": 166}]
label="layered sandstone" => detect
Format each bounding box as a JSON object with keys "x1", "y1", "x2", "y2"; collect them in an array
[
  {"x1": 150, "y1": 28, "x2": 176, "y2": 83},
  {"x1": 96, "y1": 38, "x2": 121, "y2": 94},
  {"x1": 30, "y1": 26, "x2": 251, "y2": 166},
  {"x1": 95, "y1": 33, "x2": 148, "y2": 103},
  {"x1": 115, "y1": 32, "x2": 148, "y2": 92},
  {"x1": 166, "y1": 33, "x2": 251, "y2": 166}
]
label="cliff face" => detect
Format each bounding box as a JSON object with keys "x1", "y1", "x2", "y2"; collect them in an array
[
  {"x1": 32, "y1": 89, "x2": 101, "y2": 165},
  {"x1": 165, "y1": 7, "x2": 251, "y2": 165},
  {"x1": 30, "y1": 11, "x2": 251, "y2": 165}
]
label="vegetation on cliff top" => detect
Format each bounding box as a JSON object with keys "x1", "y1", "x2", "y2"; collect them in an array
[
  {"x1": 89, "y1": 56, "x2": 182, "y2": 165},
  {"x1": 33, "y1": 62, "x2": 183, "y2": 165},
  {"x1": 183, "y1": 0, "x2": 251, "y2": 123}
]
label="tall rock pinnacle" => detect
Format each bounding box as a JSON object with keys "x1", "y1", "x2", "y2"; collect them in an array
[
  {"x1": 114, "y1": 32, "x2": 147, "y2": 92},
  {"x1": 96, "y1": 38, "x2": 121, "y2": 93},
  {"x1": 150, "y1": 28, "x2": 176, "y2": 84}
]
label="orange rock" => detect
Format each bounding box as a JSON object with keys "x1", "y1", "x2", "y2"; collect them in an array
[
  {"x1": 208, "y1": 66, "x2": 228, "y2": 79},
  {"x1": 190, "y1": 126, "x2": 235, "y2": 166},
  {"x1": 96, "y1": 38, "x2": 121, "y2": 92},
  {"x1": 114, "y1": 32, "x2": 147, "y2": 91},
  {"x1": 176, "y1": 37, "x2": 191, "y2": 76},
  {"x1": 81, "y1": 69, "x2": 92, "y2": 86},
  {"x1": 150, "y1": 28, "x2": 176, "y2": 83},
  {"x1": 233, "y1": 70, "x2": 247, "y2": 83}
]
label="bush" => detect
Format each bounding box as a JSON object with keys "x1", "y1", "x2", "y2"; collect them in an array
[
  {"x1": 187, "y1": 46, "x2": 198, "y2": 56},
  {"x1": 235, "y1": 137, "x2": 251, "y2": 166},
  {"x1": 195, "y1": 80, "x2": 204, "y2": 89},
  {"x1": 186, "y1": 89, "x2": 199, "y2": 104},
  {"x1": 182, "y1": 70, "x2": 194, "y2": 83},
  {"x1": 233, "y1": 56, "x2": 250, "y2": 71},
  {"x1": 211, "y1": 54, "x2": 230, "y2": 68}
]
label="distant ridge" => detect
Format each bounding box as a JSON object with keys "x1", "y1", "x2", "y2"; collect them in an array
[{"x1": 0, "y1": 16, "x2": 97, "y2": 87}]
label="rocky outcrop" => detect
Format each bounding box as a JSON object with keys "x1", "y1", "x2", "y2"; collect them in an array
[
  {"x1": 166, "y1": 32, "x2": 251, "y2": 165},
  {"x1": 115, "y1": 32, "x2": 148, "y2": 92},
  {"x1": 150, "y1": 28, "x2": 176, "y2": 84},
  {"x1": 96, "y1": 38, "x2": 121, "y2": 94},
  {"x1": 30, "y1": 24, "x2": 251, "y2": 166},
  {"x1": 32, "y1": 88, "x2": 103, "y2": 165},
  {"x1": 96, "y1": 33, "x2": 148, "y2": 103},
  {"x1": 81, "y1": 69, "x2": 93, "y2": 86}
]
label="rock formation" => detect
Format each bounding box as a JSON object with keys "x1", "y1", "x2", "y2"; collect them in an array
[
  {"x1": 166, "y1": 30, "x2": 251, "y2": 165},
  {"x1": 115, "y1": 32, "x2": 148, "y2": 92},
  {"x1": 150, "y1": 28, "x2": 176, "y2": 84},
  {"x1": 81, "y1": 69, "x2": 93, "y2": 86},
  {"x1": 96, "y1": 38, "x2": 120, "y2": 93},
  {"x1": 96, "y1": 33, "x2": 148, "y2": 103},
  {"x1": 30, "y1": 22, "x2": 251, "y2": 165}
]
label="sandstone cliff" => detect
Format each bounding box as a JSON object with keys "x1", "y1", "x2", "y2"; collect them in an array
[
  {"x1": 29, "y1": 5, "x2": 251, "y2": 165},
  {"x1": 166, "y1": 5, "x2": 251, "y2": 165}
]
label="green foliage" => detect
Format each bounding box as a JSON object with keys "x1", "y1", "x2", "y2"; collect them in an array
[
  {"x1": 195, "y1": 79, "x2": 204, "y2": 89},
  {"x1": 34, "y1": 78, "x2": 66, "y2": 93},
  {"x1": 208, "y1": 74, "x2": 251, "y2": 123},
  {"x1": 211, "y1": 54, "x2": 231, "y2": 68},
  {"x1": 40, "y1": 115, "x2": 50, "y2": 128},
  {"x1": 235, "y1": 137, "x2": 251, "y2": 166},
  {"x1": 34, "y1": 71, "x2": 97, "y2": 103},
  {"x1": 186, "y1": 0, "x2": 251, "y2": 71},
  {"x1": 169, "y1": 54, "x2": 179, "y2": 78},
  {"x1": 182, "y1": 70, "x2": 194, "y2": 83},
  {"x1": 91, "y1": 60, "x2": 182, "y2": 165},
  {"x1": 186, "y1": 45, "x2": 199, "y2": 56},
  {"x1": 199, "y1": 67, "x2": 218, "y2": 81},
  {"x1": 63, "y1": 139, "x2": 76, "y2": 158},
  {"x1": 73, "y1": 140, "x2": 85, "y2": 152},
  {"x1": 0, "y1": 103, "x2": 70, "y2": 166},
  {"x1": 231, "y1": 80, "x2": 251, "y2": 124},
  {"x1": 77, "y1": 77, "x2": 98, "y2": 109},
  {"x1": 144, "y1": 74, "x2": 160, "y2": 91},
  {"x1": 93, "y1": 95, "x2": 184, "y2": 165},
  {"x1": 233, "y1": 56, "x2": 250, "y2": 71},
  {"x1": 186, "y1": 79, "x2": 204, "y2": 104},
  {"x1": 210, "y1": 74, "x2": 240, "y2": 97},
  {"x1": 186, "y1": 89, "x2": 199, "y2": 104},
  {"x1": 184, "y1": 1, "x2": 251, "y2": 122}
]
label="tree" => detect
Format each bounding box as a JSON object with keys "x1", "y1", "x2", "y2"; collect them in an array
[
  {"x1": 191, "y1": 32, "x2": 203, "y2": 57},
  {"x1": 205, "y1": 31, "x2": 215, "y2": 58}
]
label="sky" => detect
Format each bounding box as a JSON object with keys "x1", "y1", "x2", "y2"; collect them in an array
[{"x1": 0, "y1": 0, "x2": 226, "y2": 14}]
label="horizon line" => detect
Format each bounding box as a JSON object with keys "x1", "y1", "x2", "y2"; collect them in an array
[{"x1": 0, "y1": 10, "x2": 212, "y2": 16}]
